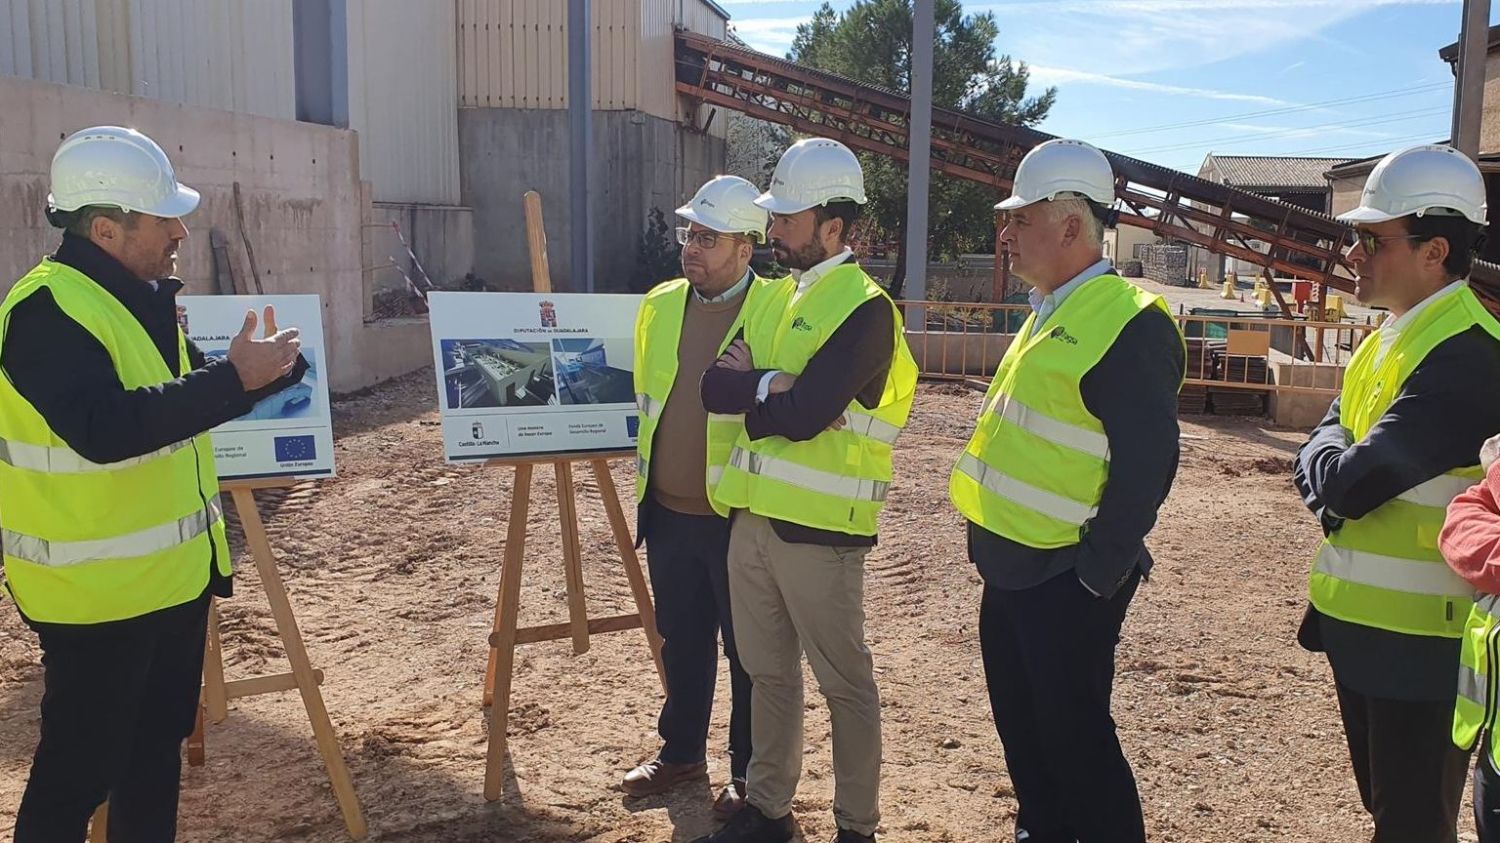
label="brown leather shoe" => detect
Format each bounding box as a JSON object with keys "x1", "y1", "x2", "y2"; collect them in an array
[
  {"x1": 620, "y1": 758, "x2": 708, "y2": 797},
  {"x1": 712, "y1": 778, "x2": 747, "y2": 819}
]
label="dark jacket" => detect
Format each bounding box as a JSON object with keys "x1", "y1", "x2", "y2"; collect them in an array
[
  {"x1": 1294, "y1": 323, "x2": 1500, "y2": 701},
  {"x1": 1, "y1": 233, "x2": 307, "y2": 633},
  {"x1": 700, "y1": 270, "x2": 895, "y2": 547},
  {"x1": 966, "y1": 307, "x2": 1185, "y2": 599}
]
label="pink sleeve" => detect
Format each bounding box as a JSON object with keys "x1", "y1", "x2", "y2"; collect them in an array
[{"x1": 1440, "y1": 465, "x2": 1500, "y2": 593}]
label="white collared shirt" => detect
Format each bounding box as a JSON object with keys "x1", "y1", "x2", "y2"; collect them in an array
[
  {"x1": 791, "y1": 247, "x2": 854, "y2": 303},
  {"x1": 1372, "y1": 279, "x2": 1466, "y2": 366}
]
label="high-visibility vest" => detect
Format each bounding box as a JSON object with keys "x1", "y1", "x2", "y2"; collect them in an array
[
  {"x1": 1455, "y1": 593, "x2": 1500, "y2": 763},
  {"x1": 0, "y1": 259, "x2": 231, "y2": 625},
  {"x1": 1309, "y1": 282, "x2": 1500, "y2": 638},
  {"x1": 711, "y1": 263, "x2": 917, "y2": 536},
  {"x1": 633, "y1": 274, "x2": 784, "y2": 517},
  {"x1": 949, "y1": 273, "x2": 1182, "y2": 548}
]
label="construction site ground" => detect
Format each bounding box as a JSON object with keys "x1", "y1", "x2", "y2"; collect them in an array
[{"x1": 0, "y1": 372, "x2": 1465, "y2": 843}]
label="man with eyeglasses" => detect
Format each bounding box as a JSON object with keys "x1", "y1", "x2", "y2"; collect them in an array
[
  {"x1": 624, "y1": 175, "x2": 778, "y2": 819},
  {"x1": 1294, "y1": 143, "x2": 1500, "y2": 841}
]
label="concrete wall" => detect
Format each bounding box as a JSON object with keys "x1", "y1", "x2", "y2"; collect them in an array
[
  {"x1": 0, "y1": 74, "x2": 430, "y2": 393},
  {"x1": 459, "y1": 107, "x2": 725, "y2": 292},
  {"x1": 1268, "y1": 361, "x2": 1339, "y2": 428}
]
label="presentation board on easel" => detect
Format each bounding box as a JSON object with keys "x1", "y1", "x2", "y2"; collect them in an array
[
  {"x1": 178, "y1": 294, "x2": 335, "y2": 480},
  {"x1": 87, "y1": 295, "x2": 367, "y2": 842},
  {"x1": 448, "y1": 191, "x2": 665, "y2": 802},
  {"x1": 427, "y1": 292, "x2": 644, "y2": 461}
]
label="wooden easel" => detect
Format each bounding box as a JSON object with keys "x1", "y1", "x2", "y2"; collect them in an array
[
  {"x1": 479, "y1": 191, "x2": 666, "y2": 800},
  {"x1": 89, "y1": 478, "x2": 365, "y2": 841}
]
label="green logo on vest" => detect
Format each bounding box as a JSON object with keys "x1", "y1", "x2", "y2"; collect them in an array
[
  {"x1": 791, "y1": 317, "x2": 813, "y2": 332},
  {"x1": 1048, "y1": 325, "x2": 1078, "y2": 345}
]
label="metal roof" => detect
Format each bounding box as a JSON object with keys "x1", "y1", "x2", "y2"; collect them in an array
[{"x1": 1201, "y1": 155, "x2": 1354, "y2": 191}]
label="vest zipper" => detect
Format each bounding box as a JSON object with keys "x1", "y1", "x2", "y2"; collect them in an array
[
  {"x1": 1484, "y1": 619, "x2": 1500, "y2": 746},
  {"x1": 189, "y1": 436, "x2": 218, "y2": 579}
]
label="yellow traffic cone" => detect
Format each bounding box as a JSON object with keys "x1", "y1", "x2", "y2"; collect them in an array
[
  {"x1": 1220, "y1": 280, "x2": 1235, "y2": 300},
  {"x1": 1197, "y1": 270, "x2": 1211, "y2": 289}
]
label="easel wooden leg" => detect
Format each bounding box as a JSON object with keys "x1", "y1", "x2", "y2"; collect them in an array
[
  {"x1": 88, "y1": 803, "x2": 107, "y2": 842},
  {"x1": 229, "y1": 487, "x2": 367, "y2": 840},
  {"x1": 554, "y1": 461, "x2": 591, "y2": 655},
  {"x1": 484, "y1": 463, "x2": 533, "y2": 801},
  {"x1": 590, "y1": 460, "x2": 666, "y2": 691},
  {"x1": 203, "y1": 599, "x2": 228, "y2": 723}
]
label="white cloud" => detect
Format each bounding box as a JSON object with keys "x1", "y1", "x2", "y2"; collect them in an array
[
  {"x1": 730, "y1": 16, "x2": 810, "y2": 53},
  {"x1": 1027, "y1": 65, "x2": 1290, "y2": 105}
]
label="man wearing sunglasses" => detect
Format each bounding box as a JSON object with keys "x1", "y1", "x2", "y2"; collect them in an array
[
  {"x1": 625, "y1": 175, "x2": 777, "y2": 819},
  {"x1": 1295, "y1": 143, "x2": 1500, "y2": 841}
]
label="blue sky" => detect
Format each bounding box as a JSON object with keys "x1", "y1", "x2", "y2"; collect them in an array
[{"x1": 719, "y1": 0, "x2": 1485, "y2": 174}]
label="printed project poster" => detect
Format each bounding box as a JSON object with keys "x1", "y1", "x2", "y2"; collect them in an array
[
  {"x1": 428, "y1": 292, "x2": 644, "y2": 461},
  {"x1": 179, "y1": 294, "x2": 335, "y2": 480}
]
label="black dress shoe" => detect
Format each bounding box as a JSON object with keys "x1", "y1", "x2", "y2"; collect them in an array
[
  {"x1": 689, "y1": 803, "x2": 795, "y2": 843},
  {"x1": 833, "y1": 829, "x2": 875, "y2": 843}
]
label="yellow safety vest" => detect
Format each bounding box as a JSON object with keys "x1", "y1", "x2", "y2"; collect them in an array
[
  {"x1": 0, "y1": 259, "x2": 231, "y2": 625},
  {"x1": 711, "y1": 263, "x2": 917, "y2": 536},
  {"x1": 633, "y1": 274, "x2": 783, "y2": 517},
  {"x1": 1309, "y1": 282, "x2": 1500, "y2": 638},
  {"x1": 1456, "y1": 593, "x2": 1500, "y2": 764},
  {"x1": 949, "y1": 273, "x2": 1182, "y2": 548}
]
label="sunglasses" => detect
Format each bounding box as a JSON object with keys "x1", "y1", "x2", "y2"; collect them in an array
[{"x1": 1344, "y1": 230, "x2": 1426, "y2": 255}]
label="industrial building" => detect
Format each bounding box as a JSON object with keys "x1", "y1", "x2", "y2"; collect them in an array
[{"x1": 443, "y1": 340, "x2": 555, "y2": 408}]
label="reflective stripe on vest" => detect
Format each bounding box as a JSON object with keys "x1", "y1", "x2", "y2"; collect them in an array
[
  {"x1": 0, "y1": 437, "x2": 191, "y2": 474},
  {"x1": 844, "y1": 411, "x2": 902, "y2": 445},
  {"x1": 1460, "y1": 662, "x2": 1487, "y2": 711},
  {"x1": 728, "y1": 446, "x2": 890, "y2": 503},
  {"x1": 1313, "y1": 543, "x2": 1474, "y2": 598},
  {"x1": 636, "y1": 392, "x2": 664, "y2": 421},
  {"x1": 3, "y1": 495, "x2": 224, "y2": 568},
  {"x1": 954, "y1": 452, "x2": 1097, "y2": 526},
  {"x1": 1398, "y1": 474, "x2": 1479, "y2": 508},
  {"x1": 986, "y1": 392, "x2": 1111, "y2": 459}
]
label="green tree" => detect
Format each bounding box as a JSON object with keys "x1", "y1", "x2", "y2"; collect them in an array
[{"x1": 788, "y1": 0, "x2": 1056, "y2": 297}]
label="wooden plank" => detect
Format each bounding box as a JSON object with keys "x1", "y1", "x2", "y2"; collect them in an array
[
  {"x1": 223, "y1": 669, "x2": 325, "y2": 700},
  {"x1": 505, "y1": 612, "x2": 643, "y2": 646}
]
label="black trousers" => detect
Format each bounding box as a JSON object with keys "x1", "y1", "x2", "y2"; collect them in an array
[
  {"x1": 15, "y1": 596, "x2": 210, "y2": 843},
  {"x1": 1476, "y1": 735, "x2": 1500, "y2": 842},
  {"x1": 1333, "y1": 681, "x2": 1470, "y2": 843},
  {"x1": 979, "y1": 568, "x2": 1144, "y2": 843},
  {"x1": 643, "y1": 499, "x2": 752, "y2": 779}
]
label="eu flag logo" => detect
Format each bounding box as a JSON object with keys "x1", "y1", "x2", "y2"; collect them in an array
[{"x1": 274, "y1": 435, "x2": 317, "y2": 462}]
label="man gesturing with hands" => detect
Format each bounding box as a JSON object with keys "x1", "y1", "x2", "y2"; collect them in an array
[{"x1": 1, "y1": 125, "x2": 307, "y2": 843}]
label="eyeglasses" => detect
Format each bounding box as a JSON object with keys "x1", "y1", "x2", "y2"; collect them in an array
[
  {"x1": 676, "y1": 227, "x2": 745, "y2": 249},
  {"x1": 1344, "y1": 230, "x2": 1426, "y2": 255}
]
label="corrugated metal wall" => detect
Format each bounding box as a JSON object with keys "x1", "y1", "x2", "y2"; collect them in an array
[
  {"x1": 458, "y1": 0, "x2": 638, "y2": 111},
  {"x1": 346, "y1": 0, "x2": 461, "y2": 204},
  {"x1": 457, "y1": 0, "x2": 726, "y2": 121},
  {"x1": 0, "y1": 0, "x2": 294, "y2": 119}
]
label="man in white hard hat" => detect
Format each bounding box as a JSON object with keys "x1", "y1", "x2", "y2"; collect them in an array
[
  {"x1": 1293, "y1": 143, "x2": 1500, "y2": 841},
  {"x1": 697, "y1": 138, "x2": 918, "y2": 843},
  {"x1": 3, "y1": 126, "x2": 307, "y2": 842},
  {"x1": 948, "y1": 138, "x2": 1185, "y2": 843},
  {"x1": 623, "y1": 176, "x2": 778, "y2": 818}
]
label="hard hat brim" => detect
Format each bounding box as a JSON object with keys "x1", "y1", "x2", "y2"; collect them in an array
[
  {"x1": 147, "y1": 183, "x2": 201, "y2": 218},
  {"x1": 994, "y1": 194, "x2": 1040, "y2": 211},
  {"x1": 753, "y1": 193, "x2": 815, "y2": 215},
  {"x1": 675, "y1": 204, "x2": 766, "y2": 242},
  {"x1": 1336, "y1": 205, "x2": 1400, "y2": 224}
]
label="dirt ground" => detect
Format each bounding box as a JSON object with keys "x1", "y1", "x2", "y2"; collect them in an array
[{"x1": 0, "y1": 375, "x2": 1466, "y2": 842}]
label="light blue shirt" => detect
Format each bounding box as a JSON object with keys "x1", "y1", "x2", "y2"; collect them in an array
[
  {"x1": 695, "y1": 268, "x2": 753, "y2": 304},
  {"x1": 1025, "y1": 258, "x2": 1113, "y2": 339}
]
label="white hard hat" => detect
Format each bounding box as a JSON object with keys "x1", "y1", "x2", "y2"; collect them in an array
[
  {"x1": 48, "y1": 126, "x2": 200, "y2": 218},
  {"x1": 996, "y1": 138, "x2": 1115, "y2": 211},
  {"x1": 676, "y1": 175, "x2": 769, "y2": 243},
  {"x1": 754, "y1": 137, "x2": 868, "y2": 214},
  {"x1": 1338, "y1": 144, "x2": 1487, "y2": 226}
]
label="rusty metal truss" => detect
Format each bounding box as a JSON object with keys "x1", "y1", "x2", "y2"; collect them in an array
[{"x1": 675, "y1": 29, "x2": 1500, "y2": 305}]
